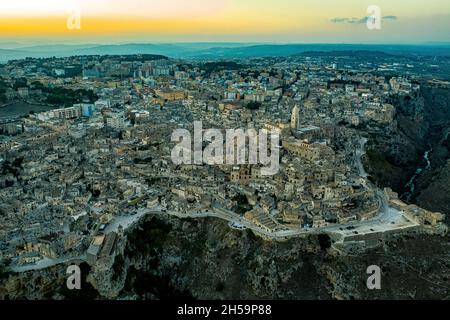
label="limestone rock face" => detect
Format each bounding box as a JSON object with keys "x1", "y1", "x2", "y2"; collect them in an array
[
  {"x1": 417, "y1": 160, "x2": 450, "y2": 225},
  {"x1": 1, "y1": 214, "x2": 449, "y2": 300},
  {"x1": 365, "y1": 84, "x2": 450, "y2": 224}
]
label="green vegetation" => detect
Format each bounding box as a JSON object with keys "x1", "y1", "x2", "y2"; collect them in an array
[
  {"x1": 233, "y1": 194, "x2": 251, "y2": 215},
  {"x1": 366, "y1": 149, "x2": 402, "y2": 188},
  {"x1": 0, "y1": 264, "x2": 12, "y2": 280},
  {"x1": 30, "y1": 81, "x2": 44, "y2": 90},
  {"x1": 443, "y1": 135, "x2": 450, "y2": 152},
  {"x1": 128, "y1": 195, "x2": 146, "y2": 206},
  {"x1": 121, "y1": 217, "x2": 193, "y2": 299},
  {"x1": 367, "y1": 150, "x2": 390, "y2": 168},
  {"x1": 239, "y1": 70, "x2": 261, "y2": 79},
  {"x1": 0, "y1": 77, "x2": 9, "y2": 103},
  {"x1": 124, "y1": 216, "x2": 172, "y2": 257},
  {"x1": 43, "y1": 87, "x2": 98, "y2": 107},
  {"x1": 124, "y1": 267, "x2": 193, "y2": 300},
  {"x1": 0, "y1": 90, "x2": 6, "y2": 104},
  {"x1": 318, "y1": 234, "x2": 332, "y2": 250},
  {"x1": 12, "y1": 78, "x2": 27, "y2": 90},
  {"x1": 0, "y1": 77, "x2": 97, "y2": 106},
  {"x1": 63, "y1": 65, "x2": 82, "y2": 78},
  {"x1": 1, "y1": 158, "x2": 23, "y2": 178},
  {"x1": 112, "y1": 254, "x2": 125, "y2": 281},
  {"x1": 177, "y1": 63, "x2": 194, "y2": 72},
  {"x1": 100, "y1": 54, "x2": 168, "y2": 63},
  {"x1": 201, "y1": 61, "x2": 245, "y2": 74},
  {"x1": 215, "y1": 281, "x2": 225, "y2": 292},
  {"x1": 244, "y1": 101, "x2": 262, "y2": 110}
]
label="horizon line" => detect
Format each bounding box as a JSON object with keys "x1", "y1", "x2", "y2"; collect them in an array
[{"x1": 2, "y1": 41, "x2": 450, "y2": 46}]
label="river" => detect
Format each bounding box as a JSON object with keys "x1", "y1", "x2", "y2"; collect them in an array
[{"x1": 401, "y1": 147, "x2": 433, "y2": 202}]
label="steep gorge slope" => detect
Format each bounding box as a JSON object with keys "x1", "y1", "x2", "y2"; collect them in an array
[
  {"x1": 364, "y1": 82, "x2": 450, "y2": 221},
  {"x1": 1, "y1": 215, "x2": 449, "y2": 300},
  {"x1": 414, "y1": 84, "x2": 450, "y2": 223}
]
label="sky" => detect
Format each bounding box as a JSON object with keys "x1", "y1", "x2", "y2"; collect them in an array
[{"x1": 0, "y1": 0, "x2": 449, "y2": 44}]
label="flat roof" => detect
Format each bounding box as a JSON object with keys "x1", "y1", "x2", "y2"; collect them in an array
[{"x1": 93, "y1": 235, "x2": 105, "y2": 246}]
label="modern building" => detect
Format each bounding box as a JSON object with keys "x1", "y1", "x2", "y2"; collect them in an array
[
  {"x1": 80, "y1": 104, "x2": 95, "y2": 117},
  {"x1": 53, "y1": 106, "x2": 81, "y2": 120},
  {"x1": 106, "y1": 114, "x2": 125, "y2": 129}
]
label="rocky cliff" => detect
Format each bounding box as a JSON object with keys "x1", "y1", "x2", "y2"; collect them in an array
[
  {"x1": 2, "y1": 214, "x2": 449, "y2": 300},
  {"x1": 364, "y1": 82, "x2": 450, "y2": 221}
]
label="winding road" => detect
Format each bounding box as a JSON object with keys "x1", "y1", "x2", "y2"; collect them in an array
[{"x1": 12, "y1": 137, "x2": 421, "y2": 273}]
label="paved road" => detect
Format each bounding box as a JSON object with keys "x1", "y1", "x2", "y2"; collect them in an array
[
  {"x1": 10, "y1": 137, "x2": 421, "y2": 273},
  {"x1": 104, "y1": 207, "x2": 156, "y2": 233},
  {"x1": 356, "y1": 137, "x2": 368, "y2": 178},
  {"x1": 322, "y1": 138, "x2": 419, "y2": 240},
  {"x1": 160, "y1": 137, "x2": 419, "y2": 241},
  {"x1": 149, "y1": 207, "x2": 315, "y2": 239},
  {"x1": 12, "y1": 254, "x2": 86, "y2": 273}
]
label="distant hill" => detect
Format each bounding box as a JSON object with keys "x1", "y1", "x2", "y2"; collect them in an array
[
  {"x1": 297, "y1": 50, "x2": 399, "y2": 57},
  {"x1": 1, "y1": 42, "x2": 450, "y2": 62},
  {"x1": 189, "y1": 44, "x2": 450, "y2": 58},
  {"x1": 74, "y1": 43, "x2": 194, "y2": 57},
  {"x1": 0, "y1": 49, "x2": 34, "y2": 62},
  {"x1": 0, "y1": 42, "x2": 253, "y2": 62},
  {"x1": 98, "y1": 54, "x2": 168, "y2": 62},
  {"x1": 0, "y1": 42, "x2": 25, "y2": 49}
]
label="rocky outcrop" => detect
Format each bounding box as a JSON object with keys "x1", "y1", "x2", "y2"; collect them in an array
[
  {"x1": 87, "y1": 237, "x2": 129, "y2": 299},
  {"x1": 360, "y1": 91, "x2": 427, "y2": 193},
  {"x1": 416, "y1": 159, "x2": 450, "y2": 225},
  {"x1": 0, "y1": 262, "x2": 98, "y2": 300},
  {"x1": 365, "y1": 83, "x2": 450, "y2": 220},
  {"x1": 104, "y1": 215, "x2": 450, "y2": 300},
  {"x1": 1, "y1": 213, "x2": 449, "y2": 300}
]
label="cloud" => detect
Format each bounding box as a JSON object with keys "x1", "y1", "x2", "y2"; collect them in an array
[
  {"x1": 330, "y1": 17, "x2": 368, "y2": 24},
  {"x1": 383, "y1": 15, "x2": 398, "y2": 20},
  {"x1": 331, "y1": 16, "x2": 398, "y2": 24}
]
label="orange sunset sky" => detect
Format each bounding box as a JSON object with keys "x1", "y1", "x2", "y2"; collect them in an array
[{"x1": 0, "y1": 0, "x2": 449, "y2": 43}]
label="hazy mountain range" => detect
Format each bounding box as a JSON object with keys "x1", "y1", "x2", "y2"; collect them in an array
[{"x1": 1, "y1": 42, "x2": 450, "y2": 62}]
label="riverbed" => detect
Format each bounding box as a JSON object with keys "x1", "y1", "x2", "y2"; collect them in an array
[{"x1": 401, "y1": 147, "x2": 433, "y2": 201}]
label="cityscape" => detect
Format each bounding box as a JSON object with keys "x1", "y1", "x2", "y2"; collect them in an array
[{"x1": 0, "y1": 0, "x2": 449, "y2": 305}]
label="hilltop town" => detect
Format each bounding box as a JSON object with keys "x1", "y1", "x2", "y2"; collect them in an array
[{"x1": 0, "y1": 53, "x2": 447, "y2": 277}]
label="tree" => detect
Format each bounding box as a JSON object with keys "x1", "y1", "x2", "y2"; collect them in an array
[
  {"x1": 245, "y1": 101, "x2": 261, "y2": 110},
  {"x1": 13, "y1": 78, "x2": 27, "y2": 90}
]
